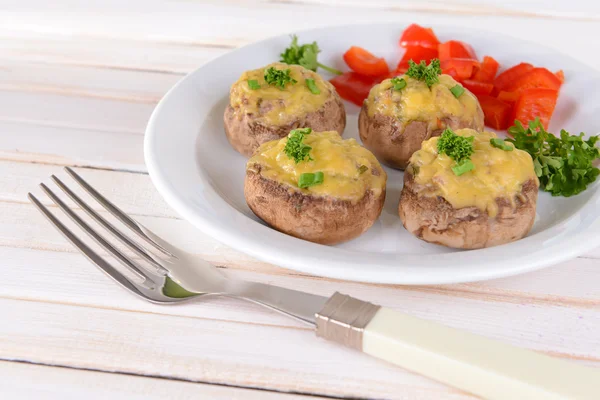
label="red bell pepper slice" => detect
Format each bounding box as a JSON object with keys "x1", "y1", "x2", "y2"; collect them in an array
[
  {"x1": 496, "y1": 91, "x2": 520, "y2": 105},
  {"x1": 461, "y1": 79, "x2": 494, "y2": 96},
  {"x1": 472, "y1": 56, "x2": 499, "y2": 83},
  {"x1": 478, "y1": 95, "x2": 513, "y2": 130},
  {"x1": 493, "y1": 62, "x2": 534, "y2": 92},
  {"x1": 512, "y1": 88, "x2": 559, "y2": 130},
  {"x1": 343, "y1": 46, "x2": 390, "y2": 77},
  {"x1": 397, "y1": 46, "x2": 438, "y2": 70},
  {"x1": 329, "y1": 72, "x2": 381, "y2": 107},
  {"x1": 555, "y1": 70, "x2": 565, "y2": 83},
  {"x1": 506, "y1": 67, "x2": 562, "y2": 95},
  {"x1": 399, "y1": 24, "x2": 440, "y2": 49},
  {"x1": 438, "y1": 40, "x2": 477, "y2": 61},
  {"x1": 441, "y1": 59, "x2": 480, "y2": 80}
]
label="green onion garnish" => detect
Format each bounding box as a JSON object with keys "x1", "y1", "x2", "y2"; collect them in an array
[
  {"x1": 305, "y1": 78, "x2": 320, "y2": 94},
  {"x1": 358, "y1": 165, "x2": 369, "y2": 174},
  {"x1": 450, "y1": 84, "x2": 465, "y2": 98},
  {"x1": 247, "y1": 79, "x2": 261, "y2": 90},
  {"x1": 451, "y1": 159, "x2": 475, "y2": 176},
  {"x1": 391, "y1": 77, "x2": 407, "y2": 91},
  {"x1": 490, "y1": 138, "x2": 514, "y2": 151},
  {"x1": 298, "y1": 171, "x2": 324, "y2": 188}
]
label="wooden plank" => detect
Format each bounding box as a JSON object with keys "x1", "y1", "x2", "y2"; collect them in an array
[
  {"x1": 0, "y1": 120, "x2": 146, "y2": 172},
  {"x1": 0, "y1": 298, "x2": 478, "y2": 400},
  {"x1": 0, "y1": 90, "x2": 154, "y2": 133},
  {"x1": 0, "y1": 360, "x2": 318, "y2": 400},
  {"x1": 0, "y1": 60, "x2": 181, "y2": 100},
  {"x1": 0, "y1": 33, "x2": 229, "y2": 74},
  {"x1": 0, "y1": 161, "x2": 176, "y2": 218}
]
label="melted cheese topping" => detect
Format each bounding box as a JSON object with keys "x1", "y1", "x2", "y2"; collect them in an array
[
  {"x1": 229, "y1": 63, "x2": 333, "y2": 126},
  {"x1": 248, "y1": 130, "x2": 387, "y2": 202},
  {"x1": 366, "y1": 75, "x2": 481, "y2": 130},
  {"x1": 409, "y1": 129, "x2": 538, "y2": 217}
]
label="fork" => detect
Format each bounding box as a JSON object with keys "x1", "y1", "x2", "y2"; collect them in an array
[{"x1": 29, "y1": 167, "x2": 599, "y2": 400}]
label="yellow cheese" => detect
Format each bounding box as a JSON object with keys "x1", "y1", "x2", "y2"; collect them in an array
[
  {"x1": 409, "y1": 129, "x2": 538, "y2": 217},
  {"x1": 229, "y1": 63, "x2": 333, "y2": 126},
  {"x1": 366, "y1": 75, "x2": 480, "y2": 131},
  {"x1": 248, "y1": 130, "x2": 387, "y2": 202}
]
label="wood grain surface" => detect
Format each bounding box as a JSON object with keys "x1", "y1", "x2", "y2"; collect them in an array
[{"x1": 0, "y1": 1, "x2": 599, "y2": 398}]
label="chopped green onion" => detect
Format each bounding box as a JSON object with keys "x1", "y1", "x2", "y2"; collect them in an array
[
  {"x1": 298, "y1": 171, "x2": 324, "y2": 188},
  {"x1": 247, "y1": 79, "x2": 261, "y2": 90},
  {"x1": 451, "y1": 159, "x2": 475, "y2": 176},
  {"x1": 305, "y1": 78, "x2": 320, "y2": 94},
  {"x1": 358, "y1": 165, "x2": 369, "y2": 174},
  {"x1": 490, "y1": 138, "x2": 514, "y2": 151},
  {"x1": 450, "y1": 84, "x2": 465, "y2": 98},
  {"x1": 391, "y1": 77, "x2": 407, "y2": 91}
]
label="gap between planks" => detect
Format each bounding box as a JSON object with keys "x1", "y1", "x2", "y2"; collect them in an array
[{"x1": 0, "y1": 360, "x2": 333, "y2": 400}]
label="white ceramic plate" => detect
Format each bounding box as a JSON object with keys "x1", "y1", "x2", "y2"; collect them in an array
[{"x1": 145, "y1": 23, "x2": 600, "y2": 284}]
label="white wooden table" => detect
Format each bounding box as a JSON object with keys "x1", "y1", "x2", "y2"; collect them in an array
[{"x1": 1, "y1": 1, "x2": 599, "y2": 399}]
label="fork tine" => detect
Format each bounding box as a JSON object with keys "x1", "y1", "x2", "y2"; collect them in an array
[
  {"x1": 51, "y1": 175, "x2": 168, "y2": 276},
  {"x1": 28, "y1": 193, "x2": 152, "y2": 297},
  {"x1": 39, "y1": 183, "x2": 155, "y2": 288},
  {"x1": 64, "y1": 166, "x2": 174, "y2": 257}
]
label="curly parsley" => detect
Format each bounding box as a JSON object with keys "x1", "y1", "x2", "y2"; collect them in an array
[
  {"x1": 264, "y1": 67, "x2": 297, "y2": 90},
  {"x1": 437, "y1": 128, "x2": 475, "y2": 176},
  {"x1": 406, "y1": 58, "x2": 442, "y2": 88},
  {"x1": 284, "y1": 128, "x2": 313, "y2": 163},
  {"x1": 506, "y1": 118, "x2": 600, "y2": 197},
  {"x1": 280, "y1": 35, "x2": 342, "y2": 75}
]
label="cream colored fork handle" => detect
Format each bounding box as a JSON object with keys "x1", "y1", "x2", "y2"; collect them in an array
[{"x1": 316, "y1": 294, "x2": 600, "y2": 400}]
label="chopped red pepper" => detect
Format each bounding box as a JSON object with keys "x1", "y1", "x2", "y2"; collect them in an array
[
  {"x1": 461, "y1": 79, "x2": 494, "y2": 96},
  {"x1": 399, "y1": 24, "x2": 440, "y2": 49},
  {"x1": 472, "y1": 56, "x2": 499, "y2": 83},
  {"x1": 397, "y1": 46, "x2": 438, "y2": 70},
  {"x1": 512, "y1": 88, "x2": 559, "y2": 130},
  {"x1": 555, "y1": 70, "x2": 565, "y2": 83},
  {"x1": 343, "y1": 46, "x2": 390, "y2": 77},
  {"x1": 438, "y1": 40, "x2": 477, "y2": 61},
  {"x1": 493, "y1": 62, "x2": 534, "y2": 92},
  {"x1": 478, "y1": 95, "x2": 512, "y2": 130},
  {"x1": 496, "y1": 91, "x2": 520, "y2": 105},
  {"x1": 329, "y1": 72, "x2": 381, "y2": 106},
  {"x1": 506, "y1": 67, "x2": 562, "y2": 95},
  {"x1": 441, "y1": 59, "x2": 480, "y2": 80}
]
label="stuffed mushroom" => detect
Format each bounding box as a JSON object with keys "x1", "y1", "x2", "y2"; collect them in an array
[
  {"x1": 399, "y1": 129, "x2": 539, "y2": 249},
  {"x1": 225, "y1": 63, "x2": 346, "y2": 157},
  {"x1": 359, "y1": 74, "x2": 484, "y2": 170},
  {"x1": 245, "y1": 129, "x2": 386, "y2": 245}
]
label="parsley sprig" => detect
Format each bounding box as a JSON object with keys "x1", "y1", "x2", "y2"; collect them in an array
[
  {"x1": 264, "y1": 67, "x2": 297, "y2": 90},
  {"x1": 506, "y1": 118, "x2": 600, "y2": 197},
  {"x1": 406, "y1": 59, "x2": 442, "y2": 88},
  {"x1": 280, "y1": 35, "x2": 342, "y2": 75},
  {"x1": 284, "y1": 128, "x2": 313, "y2": 163},
  {"x1": 437, "y1": 128, "x2": 475, "y2": 176}
]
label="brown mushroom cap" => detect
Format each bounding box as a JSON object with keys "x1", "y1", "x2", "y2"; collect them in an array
[
  {"x1": 398, "y1": 129, "x2": 540, "y2": 249},
  {"x1": 244, "y1": 130, "x2": 386, "y2": 245},
  {"x1": 399, "y1": 170, "x2": 538, "y2": 249},
  {"x1": 245, "y1": 165, "x2": 385, "y2": 245},
  {"x1": 359, "y1": 75, "x2": 484, "y2": 170},
  {"x1": 224, "y1": 63, "x2": 346, "y2": 157}
]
